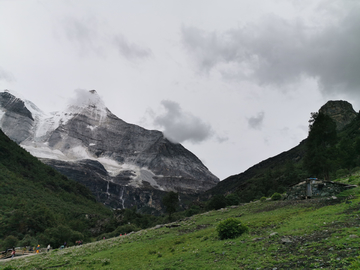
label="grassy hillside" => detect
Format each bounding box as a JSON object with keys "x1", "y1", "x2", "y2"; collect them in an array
[
  {"x1": 0, "y1": 128, "x2": 113, "y2": 249},
  {"x1": 2, "y1": 177, "x2": 360, "y2": 269}
]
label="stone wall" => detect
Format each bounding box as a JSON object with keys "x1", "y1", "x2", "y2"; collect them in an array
[{"x1": 287, "y1": 179, "x2": 356, "y2": 200}]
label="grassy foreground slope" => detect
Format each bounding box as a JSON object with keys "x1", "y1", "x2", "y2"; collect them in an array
[{"x1": 3, "y1": 186, "x2": 360, "y2": 269}]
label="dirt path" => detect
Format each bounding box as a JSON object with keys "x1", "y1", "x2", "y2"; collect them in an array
[{"x1": 0, "y1": 252, "x2": 37, "y2": 263}]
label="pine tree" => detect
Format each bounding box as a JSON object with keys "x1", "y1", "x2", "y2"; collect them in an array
[
  {"x1": 303, "y1": 112, "x2": 338, "y2": 179},
  {"x1": 162, "y1": 191, "x2": 179, "y2": 219}
]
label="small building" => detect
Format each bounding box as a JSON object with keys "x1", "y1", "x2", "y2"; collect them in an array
[{"x1": 287, "y1": 178, "x2": 356, "y2": 200}]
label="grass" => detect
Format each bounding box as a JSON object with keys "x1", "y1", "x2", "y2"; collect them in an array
[{"x1": 2, "y1": 187, "x2": 360, "y2": 269}]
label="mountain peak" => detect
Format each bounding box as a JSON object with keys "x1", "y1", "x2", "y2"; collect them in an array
[
  {"x1": 65, "y1": 89, "x2": 108, "y2": 121},
  {"x1": 67, "y1": 89, "x2": 105, "y2": 108}
]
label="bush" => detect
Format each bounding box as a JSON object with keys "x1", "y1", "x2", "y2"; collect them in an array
[
  {"x1": 260, "y1": 197, "x2": 267, "y2": 202},
  {"x1": 336, "y1": 169, "x2": 349, "y2": 178},
  {"x1": 115, "y1": 224, "x2": 139, "y2": 235},
  {"x1": 18, "y1": 234, "x2": 37, "y2": 247},
  {"x1": 216, "y1": 218, "x2": 248, "y2": 240},
  {"x1": 42, "y1": 225, "x2": 84, "y2": 247},
  {"x1": 271, "y1": 192, "x2": 282, "y2": 201},
  {"x1": 185, "y1": 205, "x2": 201, "y2": 217},
  {"x1": 348, "y1": 176, "x2": 357, "y2": 183}
]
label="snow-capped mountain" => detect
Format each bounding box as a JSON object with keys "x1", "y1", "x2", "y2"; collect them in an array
[{"x1": 0, "y1": 90, "x2": 219, "y2": 211}]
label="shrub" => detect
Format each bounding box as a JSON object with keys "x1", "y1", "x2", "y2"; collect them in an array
[
  {"x1": 185, "y1": 205, "x2": 201, "y2": 217},
  {"x1": 216, "y1": 218, "x2": 248, "y2": 240},
  {"x1": 336, "y1": 169, "x2": 349, "y2": 178},
  {"x1": 42, "y1": 225, "x2": 84, "y2": 247},
  {"x1": 3, "y1": 266, "x2": 16, "y2": 270},
  {"x1": 260, "y1": 196, "x2": 267, "y2": 202},
  {"x1": 271, "y1": 192, "x2": 282, "y2": 201},
  {"x1": 114, "y1": 224, "x2": 139, "y2": 235},
  {"x1": 348, "y1": 176, "x2": 358, "y2": 183},
  {"x1": 18, "y1": 234, "x2": 37, "y2": 247}
]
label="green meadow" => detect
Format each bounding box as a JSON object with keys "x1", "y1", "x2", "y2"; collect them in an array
[{"x1": 2, "y1": 185, "x2": 360, "y2": 270}]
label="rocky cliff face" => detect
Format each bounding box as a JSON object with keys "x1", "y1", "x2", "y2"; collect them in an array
[
  {"x1": 0, "y1": 91, "x2": 36, "y2": 143},
  {"x1": 319, "y1": 100, "x2": 357, "y2": 130},
  {"x1": 0, "y1": 90, "x2": 219, "y2": 211}
]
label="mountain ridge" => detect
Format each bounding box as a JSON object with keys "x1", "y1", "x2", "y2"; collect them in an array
[{"x1": 205, "y1": 100, "x2": 359, "y2": 202}]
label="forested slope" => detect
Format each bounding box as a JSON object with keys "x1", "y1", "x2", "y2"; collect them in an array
[{"x1": 0, "y1": 128, "x2": 113, "y2": 250}]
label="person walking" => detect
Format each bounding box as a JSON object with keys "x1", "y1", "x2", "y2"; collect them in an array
[
  {"x1": 11, "y1": 247, "x2": 15, "y2": 258},
  {"x1": 47, "y1": 244, "x2": 51, "y2": 252}
]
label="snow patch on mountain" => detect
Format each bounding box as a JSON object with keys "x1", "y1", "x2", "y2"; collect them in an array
[
  {"x1": 87, "y1": 125, "x2": 98, "y2": 131},
  {"x1": 35, "y1": 111, "x2": 73, "y2": 138},
  {"x1": 22, "y1": 142, "x2": 68, "y2": 160},
  {"x1": 129, "y1": 169, "x2": 164, "y2": 190},
  {"x1": 22, "y1": 139, "x2": 160, "y2": 187},
  {"x1": 97, "y1": 157, "x2": 124, "y2": 177}
]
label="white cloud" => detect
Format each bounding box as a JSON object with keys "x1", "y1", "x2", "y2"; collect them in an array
[{"x1": 152, "y1": 100, "x2": 214, "y2": 144}]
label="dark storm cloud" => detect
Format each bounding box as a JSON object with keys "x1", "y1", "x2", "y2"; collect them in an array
[
  {"x1": 247, "y1": 112, "x2": 265, "y2": 130},
  {"x1": 181, "y1": 4, "x2": 360, "y2": 96},
  {"x1": 113, "y1": 35, "x2": 152, "y2": 60},
  {"x1": 0, "y1": 67, "x2": 14, "y2": 82},
  {"x1": 153, "y1": 100, "x2": 213, "y2": 144}
]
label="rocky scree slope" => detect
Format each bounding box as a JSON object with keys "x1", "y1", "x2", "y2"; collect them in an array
[{"x1": 0, "y1": 90, "x2": 219, "y2": 211}]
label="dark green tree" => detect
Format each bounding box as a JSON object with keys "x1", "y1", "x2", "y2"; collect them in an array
[
  {"x1": 162, "y1": 191, "x2": 179, "y2": 219},
  {"x1": 206, "y1": 195, "x2": 227, "y2": 210},
  {"x1": 338, "y1": 137, "x2": 357, "y2": 169},
  {"x1": 303, "y1": 112, "x2": 338, "y2": 179},
  {"x1": 225, "y1": 193, "x2": 240, "y2": 206},
  {"x1": 1, "y1": 235, "x2": 18, "y2": 250}
]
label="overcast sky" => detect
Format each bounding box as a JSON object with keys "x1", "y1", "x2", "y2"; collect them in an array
[{"x1": 1, "y1": 0, "x2": 360, "y2": 180}]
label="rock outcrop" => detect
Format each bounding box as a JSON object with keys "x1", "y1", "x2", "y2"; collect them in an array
[{"x1": 319, "y1": 100, "x2": 357, "y2": 130}]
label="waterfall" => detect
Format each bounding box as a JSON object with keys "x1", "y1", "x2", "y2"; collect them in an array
[
  {"x1": 119, "y1": 187, "x2": 125, "y2": 209},
  {"x1": 106, "y1": 181, "x2": 110, "y2": 197}
]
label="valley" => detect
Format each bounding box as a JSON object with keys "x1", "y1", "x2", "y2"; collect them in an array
[{"x1": 2, "y1": 182, "x2": 360, "y2": 269}]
